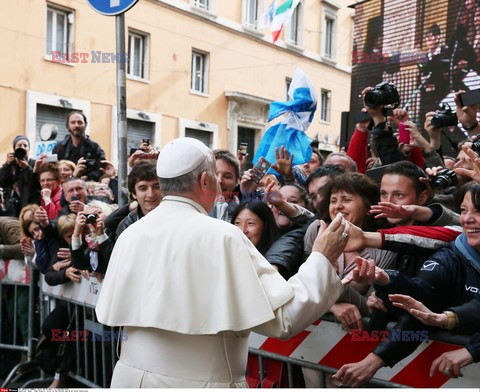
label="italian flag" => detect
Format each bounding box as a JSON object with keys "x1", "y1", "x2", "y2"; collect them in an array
[{"x1": 271, "y1": 0, "x2": 300, "y2": 43}]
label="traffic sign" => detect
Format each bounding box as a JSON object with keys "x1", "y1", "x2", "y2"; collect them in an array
[{"x1": 86, "y1": 0, "x2": 139, "y2": 16}]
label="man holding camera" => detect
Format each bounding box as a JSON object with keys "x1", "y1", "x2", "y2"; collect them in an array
[
  {"x1": 0, "y1": 136, "x2": 37, "y2": 217},
  {"x1": 52, "y1": 111, "x2": 106, "y2": 181}
]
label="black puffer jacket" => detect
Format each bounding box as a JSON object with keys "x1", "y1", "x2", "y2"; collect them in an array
[
  {"x1": 373, "y1": 235, "x2": 480, "y2": 366},
  {"x1": 265, "y1": 223, "x2": 308, "y2": 280}
]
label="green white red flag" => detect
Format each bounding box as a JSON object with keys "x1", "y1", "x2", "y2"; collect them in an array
[{"x1": 271, "y1": 0, "x2": 300, "y2": 43}]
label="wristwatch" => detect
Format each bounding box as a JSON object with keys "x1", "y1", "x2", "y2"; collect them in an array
[
  {"x1": 443, "y1": 310, "x2": 458, "y2": 330},
  {"x1": 462, "y1": 121, "x2": 479, "y2": 131}
]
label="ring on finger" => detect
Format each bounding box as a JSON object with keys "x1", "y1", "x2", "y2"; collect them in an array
[{"x1": 341, "y1": 231, "x2": 349, "y2": 239}]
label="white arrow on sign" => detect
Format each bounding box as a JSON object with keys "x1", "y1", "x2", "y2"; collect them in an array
[{"x1": 111, "y1": 0, "x2": 120, "y2": 6}]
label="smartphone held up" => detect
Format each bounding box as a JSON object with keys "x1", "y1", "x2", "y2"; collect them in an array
[
  {"x1": 250, "y1": 157, "x2": 271, "y2": 184},
  {"x1": 398, "y1": 122, "x2": 410, "y2": 144}
]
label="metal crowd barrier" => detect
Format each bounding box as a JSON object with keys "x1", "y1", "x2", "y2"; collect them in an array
[
  {"x1": 1, "y1": 260, "x2": 118, "y2": 389},
  {"x1": 0, "y1": 259, "x2": 37, "y2": 387},
  {"x1": 35, "y1": 274, "x2": 117, "y2": 388},
  {"x1": 247, "y1": 314, "x2": 479, "y2": 388},
  {"x1": 2, "y1": 257, "x2": 479, "y2": 388}
]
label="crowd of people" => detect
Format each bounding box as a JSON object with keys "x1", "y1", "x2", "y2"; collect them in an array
[{"x1": 1, "y1": 81, "x2": 480, "y2": 387}]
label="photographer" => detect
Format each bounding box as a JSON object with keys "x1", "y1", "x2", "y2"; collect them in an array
[
  {"x1": 362, "y1": 85, "x2": 425, "y2": 168},
  {"x1": 0, "y1": 136, "x2": 37, "y2": 217},
  {"x1": 52, "y1": 111, "x2": 106, "y2": 181},
  {"x1": 71, "y1": 200, "x2": 115, "y2": 275}
]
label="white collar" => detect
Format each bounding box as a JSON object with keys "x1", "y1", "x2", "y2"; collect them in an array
[{"x1": 162, "y1": 195, "x2": 208, "y2": 215}]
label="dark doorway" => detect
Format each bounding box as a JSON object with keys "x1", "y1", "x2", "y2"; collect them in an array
[{"x1": 238, "y1": 126, "x2": 256, "y2": 169}]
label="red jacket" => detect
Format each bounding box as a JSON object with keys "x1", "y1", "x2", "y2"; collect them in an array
[{"x1": 42, "y1": 185, "x2": 62, "y2": 219}]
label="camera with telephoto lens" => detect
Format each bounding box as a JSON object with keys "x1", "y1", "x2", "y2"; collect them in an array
[
  {"x1": 84, "y1": 159, "x2": 99, "y2": 172},
  {"x1": 431, "y1": 104, "x2": 458, "y2": 128},
  {"x1": 471, "y1": 140, "x2": 480, "y2": 153},
  {"x1": 429, "y1": 169, "x2": 457, "y2": 190},
  {"x1": 13, "y1": 148, "x2": 27, "y2": 161},
  {"x1": 83, "y1": 213, "x2": 97, "y2": 224},
  {"x1": 364, "y1": 82, "x2": 400, "y2": 109}
]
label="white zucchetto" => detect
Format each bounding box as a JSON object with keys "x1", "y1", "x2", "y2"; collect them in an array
[{"x1": 156, "y1": 137, "x2": 210, "y2": 179}]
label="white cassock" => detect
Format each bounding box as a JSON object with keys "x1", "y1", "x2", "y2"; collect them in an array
[{"x1": 96, "y1": 195, "x2": 343, "y2": 388}]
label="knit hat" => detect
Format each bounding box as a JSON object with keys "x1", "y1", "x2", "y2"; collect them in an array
[{"x1": 12, "y1": 135, "x2": 30, "y2": 149}]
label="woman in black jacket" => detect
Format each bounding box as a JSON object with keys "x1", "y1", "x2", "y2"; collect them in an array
[{"x1": 0, "y1": 136, "x2": 38, "y2": 217}]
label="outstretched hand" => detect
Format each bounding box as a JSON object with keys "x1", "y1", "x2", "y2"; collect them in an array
[
  {"x1": 271, "y1": 146, "x2": 294, "y2": 180},
  {"x1": 342, "y1": 257, "x2": 389, "y2": 286},
  {"x1": 312, "y1": 213, "x2": 349, "y2": 267},
  {"x1": 454, "y1": 145, "x2": 480, "y2": 182},
  {"x1": 370, "y1": 202, "x2": 414, "y2": 220},
  {"x1": 264, "y1": 177, "x2": 283, "y2": 206},
  {"x1": 430, "y1": 348, "x2": 474, "y2": 378},
  {"x1": 343, "y1": 222, "x2": 366, "y2": 252},
  {"x1": 389, "y1": 294, "x2": 446, "y2": 327}
]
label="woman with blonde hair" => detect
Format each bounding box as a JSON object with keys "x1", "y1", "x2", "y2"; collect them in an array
[{"x1": 57, "y1": 160, "x2": 76, "y2": 183}]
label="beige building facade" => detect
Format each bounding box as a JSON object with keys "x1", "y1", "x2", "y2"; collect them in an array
[{"x1": 0, "y1": 0, "x2": 353, "y2": 165}]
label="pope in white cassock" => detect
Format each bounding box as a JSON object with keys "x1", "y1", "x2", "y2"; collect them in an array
[{"x1": 96, "y1": 137, "x2": 354, "y2": 388}]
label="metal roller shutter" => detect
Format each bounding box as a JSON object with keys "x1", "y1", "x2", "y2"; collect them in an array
[
  {"x1": 36, "y1": 104, "x2": 73, "y2": 143},
  {"x1": 127, "y1": 119, "x2": 154, "y2": 151},
  {"x1": 185, "y1": 128, "x2": 212, "y2": 147}
]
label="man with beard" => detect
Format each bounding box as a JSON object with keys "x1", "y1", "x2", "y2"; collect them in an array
[{"x1": 52, "y1": 111, "x2": 106, "y2": 181}]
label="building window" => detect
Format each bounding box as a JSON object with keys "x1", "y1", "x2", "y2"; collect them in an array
[
  {"x1": 320, "y1": 90, "x2": 331, "y2": 122},
  {"x1": 244, "y1": 0, "x2": 260, "y2": 29},
  {"x1": 193, "y1": 0, "x2": 212, "y2": 11},
  {"x1": 322, "y1": 6, "x2": 337, "y2": 60},
  {"x1": 46, "y1": 5, "x2": 74, "y2": 59},
  {"x1": 324, "y1": 17, "x2": 334, "y2": 58},
  {"x1": 286, "y1": 2, "x2": 302, "y2": 45},
  {"x1": 285, "y1": 77, "x2": 292, "y2": 100},
  {"x1": 128, "y1": 31, "x2": 148, "y2": 79},
  {"x1": 191, "y1": 50, "x2": 209, "y2": 94}
]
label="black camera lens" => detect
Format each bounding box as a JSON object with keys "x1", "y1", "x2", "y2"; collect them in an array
[
  {"x1": 83, "y1": 213, "x2": 97, "y2": 224},
  {"x1": 13, "y1": 148, "x2": 27, "y2": 161},
  {"x1": 430, "y1": 169, "x2": 457, "y2": 190},
  {"x1": 471, "y1": 141, "x2": 480, "y2": 153},
  {"x1": 431, "y1": 104, "x2": 457, "y2": 128},
  {"x1": 84, "y1": 159, "x2": 98, "y2": 172},
  {"x1": 364, "y1": 90, "x2": 384, "y2": 108},
  {"x1": 364, "y1": 82, "x2": 400, "y2": 109}
]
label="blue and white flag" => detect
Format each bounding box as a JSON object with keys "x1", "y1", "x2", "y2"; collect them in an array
[
  {"x1": 258, "y1": 0, "x2": 277, "y2": 29},
  {"x1": 253, "y1": 68, "x2": 316, "y2": 171}
]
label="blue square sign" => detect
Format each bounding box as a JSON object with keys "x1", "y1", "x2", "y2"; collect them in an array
[{"x1": 87, "y1": 0, "x2": 139, "y2": 16}]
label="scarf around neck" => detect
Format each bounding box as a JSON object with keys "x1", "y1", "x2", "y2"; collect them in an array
[{"x1": 455, "y1": 233, "x2": 480, "y2": 272}]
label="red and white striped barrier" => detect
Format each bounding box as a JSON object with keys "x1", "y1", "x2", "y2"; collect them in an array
[
  {"x1": 249, "y1": 320, "x2": 479, "y2": 387},
  {"x1": 0, "y1": 258, "x2": 30, "y2": 284}
]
